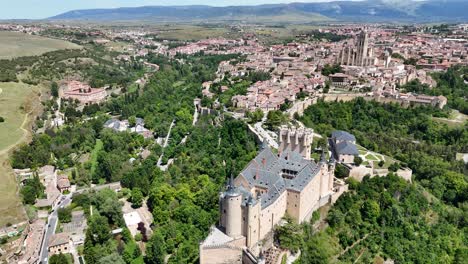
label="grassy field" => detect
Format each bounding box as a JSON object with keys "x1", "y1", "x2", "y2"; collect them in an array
[
  {"x1": 90, "y1": 139, "x2": 103, "y2": 176},
  {"x1": 0, "y1": 31, "x2": 81, "y2": 59},
  {"x1": 0, "y1": 82, "x2": 44, "y2": 226}
]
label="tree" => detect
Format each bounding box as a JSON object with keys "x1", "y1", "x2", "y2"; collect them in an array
[
  {"x1": 128, "y1": 116, "x2": 136, "y2": 128},
  {"x1": 86, "y1": 215, "x2": 111, "y2": 245},
  {"x1": 51, "y1": 82, "x2": 59, "y2": 97},
  {"x1": 275, "y1": 215, "x2": 303, "y2": 253},
  {"x1": 265, "y1": 110, "x2": 287, "y2": 130},
  {"x1": 49, "y1": 253, "x2": 70, "y2": 264},
  {"x1": 21, "y1": 185, "x2": 37, "y2": 204},
  {"x1": 98, "y1": 253, "x2": 125, "y2": 264},
  {"x1": 378, "y1": 160, "x2": 385, "y2": 167},
  {"x1": 388, "y1": 162, "x2": 400, "y2": 172},
  {"x1": 145, "y1": 231, "x2": 166, "y2": 264},
  {"x1": 58, "y1": 207, "x2": 72, "y2": 223},
  {"x1": 361, "y1": 200, "x2": 380, "y2": 222},
  {"x1": 247, "y1": 109, "x2": 264, "y2": 124},
  {"x1": 0, "y1": 116, "x2": 4, "y2": 122},
  {"x1": 130, "y1": 188, "x2": 143, "y2": 208},
  {"x1": 354, "y1": 156, "x2": 363, "y2": 166},
  {"x1": 321, "y1": 64, "x2": 342, "y2": 76}
]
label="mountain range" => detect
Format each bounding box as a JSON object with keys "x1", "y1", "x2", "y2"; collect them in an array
[{"x1": 49, "y1": 0, "x2": 468, "y2": 23}]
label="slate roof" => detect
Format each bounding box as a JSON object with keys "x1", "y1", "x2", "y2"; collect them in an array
[
  {"x1": 236, "y1": 145, "x2": 321, "y2": 209},
  {"x1": 335, "y1": 141, "x2": 359, "y2": 155},
  {"x1": 331, "y1": 130, "x2": 356, "y2": 142}
]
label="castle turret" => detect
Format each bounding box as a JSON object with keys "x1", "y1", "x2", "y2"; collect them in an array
[
  {"x1": 328, "y1": 155, "x2": 336, "y2": 191},
  {"x1": 319, "y1": 150, "x2": 329, "y2": 198},
  {"x1": 222, "y1": 176, "x2": 242, "y2": 238},
  {"x1": 245, "y1": 195, "x2": 260, "y2": 247}
]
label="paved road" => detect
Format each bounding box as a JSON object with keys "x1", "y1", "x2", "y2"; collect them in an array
[
  {"x1": 39, "y1": 194, "x2": 72, "y2": 263},
  {"x1": 253, "y1": 122, "x2": 279, "y2": 149}
]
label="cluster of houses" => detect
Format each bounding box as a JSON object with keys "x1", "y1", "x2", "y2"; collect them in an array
[
  {"x1": 170, "y1": 27, "x2": 464, "y2": 114},
  {"x1": 103, "y1": 117, "x2": 153, "y2": 139}
]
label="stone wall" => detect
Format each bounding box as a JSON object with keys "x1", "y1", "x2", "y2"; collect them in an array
[{"x1": 199, "y1": 237, "x2": 245, "y2": 264}]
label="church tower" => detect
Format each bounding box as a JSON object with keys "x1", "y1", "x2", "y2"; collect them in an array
[{"x1": 356, "y1": 30, "x2": 369, "y2": 66}]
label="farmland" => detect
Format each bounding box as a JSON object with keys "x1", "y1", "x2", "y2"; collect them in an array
[{"x1": 0, "y1": 31, "x2": 81, "y2": 59}]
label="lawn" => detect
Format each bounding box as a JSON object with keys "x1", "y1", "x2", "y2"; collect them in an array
[
  {"x1": 357, "y1": 144, "x2": 397, "y2": 169},
  {"x1": 0, "y1": 82, "x2": 43, "y2": 226},
  {"x1": 365, "y1": 153, "x2": 378, "y2": 161},
  {"x1": 0, "y1": 31, "x2": 81, "y2": 59},
  {"x1": 90, "y1": 139, "x2": 103, "y2": 176}
]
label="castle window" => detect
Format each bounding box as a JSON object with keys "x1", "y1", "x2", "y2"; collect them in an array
[
  {"x1": 223, "y1": 209, "x2": 226, "y2": 213},
  {"x1": 281, "y1": 169, "x2": 298, "y2": 180}
]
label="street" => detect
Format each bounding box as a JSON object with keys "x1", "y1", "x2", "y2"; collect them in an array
[{"x1": 39, "y1": 194, "x2": 72, "y2": 263}]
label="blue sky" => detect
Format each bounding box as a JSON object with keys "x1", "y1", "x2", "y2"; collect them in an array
[{"x1": 0, "y1": 0, "x2": 357, "y2": 19}]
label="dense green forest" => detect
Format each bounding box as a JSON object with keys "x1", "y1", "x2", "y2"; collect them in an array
[
  {"x1": 297, "y1": 98, "x2": 467, "y2": 263},
  {"x1": 297, "y1": 175, "x2": 467, "y2": 263},
  {"x1": 299, "y1": 98, "x2": 466, "y2": 205},
  {"x1": 71, "y1": 117, "x2": 257, "y2": 264}
]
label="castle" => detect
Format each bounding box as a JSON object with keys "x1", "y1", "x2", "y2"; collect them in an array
[
  {"x1": 199, "y1": 126, "x2": 347, "y2": 264},
  {"x1": 337, "y1": 30, "x2": 377, "y2": 67}
]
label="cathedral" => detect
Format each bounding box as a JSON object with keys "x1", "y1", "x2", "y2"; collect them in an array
[
  {"x1": 337, "y1": 30, "x2": 377, "y2": 67},
  {"x1": 199, "y1": 126, "x2": 347, "y2": 264}
]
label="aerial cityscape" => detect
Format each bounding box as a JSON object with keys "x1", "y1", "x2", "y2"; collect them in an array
[{"x1": 0, "y1": 0, "x2": 466, "y2": 264}]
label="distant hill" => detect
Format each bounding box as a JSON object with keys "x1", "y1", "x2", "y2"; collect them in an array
[{"x1": 49, "y1": 0, "x2": 468, "y2": 23}]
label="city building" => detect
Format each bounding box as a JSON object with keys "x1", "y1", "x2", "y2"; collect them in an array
[
  {"x1": 48, "y1": 233, "x2": 71, "y2": 256},
  {"x1": 56, "y1": 174, "x2": 71, "y2": 193},
  {"x1": 18, "y1": 220, "x2": 45, "y2": 264}
]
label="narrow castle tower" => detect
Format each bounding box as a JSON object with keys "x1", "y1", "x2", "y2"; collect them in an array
[
  {"x1": 222, "y1": 176, "x2": 242, "y2": 238},
  {"x1": 328, "y1": 155, "x2": 336, "y2": 191},
  {"x1": 278, "y1": 126, "x2": 313, "y2": 160},
  {"x1": 319, "y1": 150, "x2": 329, "y2": 198}
]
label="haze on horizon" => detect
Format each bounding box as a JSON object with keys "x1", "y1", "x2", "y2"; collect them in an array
[{"x1": 2, "y1": 0, "x2": 364, "y2": 20}]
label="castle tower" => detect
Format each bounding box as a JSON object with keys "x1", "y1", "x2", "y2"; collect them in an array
[
  {"x1": 328, "y1": 155, "x2": 336, "y2": 191},
  {"x1": 319, "y1": 150, "x2": 329, "y2": 198},
  {"x1": 222, "y1": 176, "x2": 242, "y2": 238},
  {"x1": 245, "y1": 196, "x2": 260, "y2": 247},
  {"x1": 278, "y1": 126, "x2": 313, "y2": 160}
]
